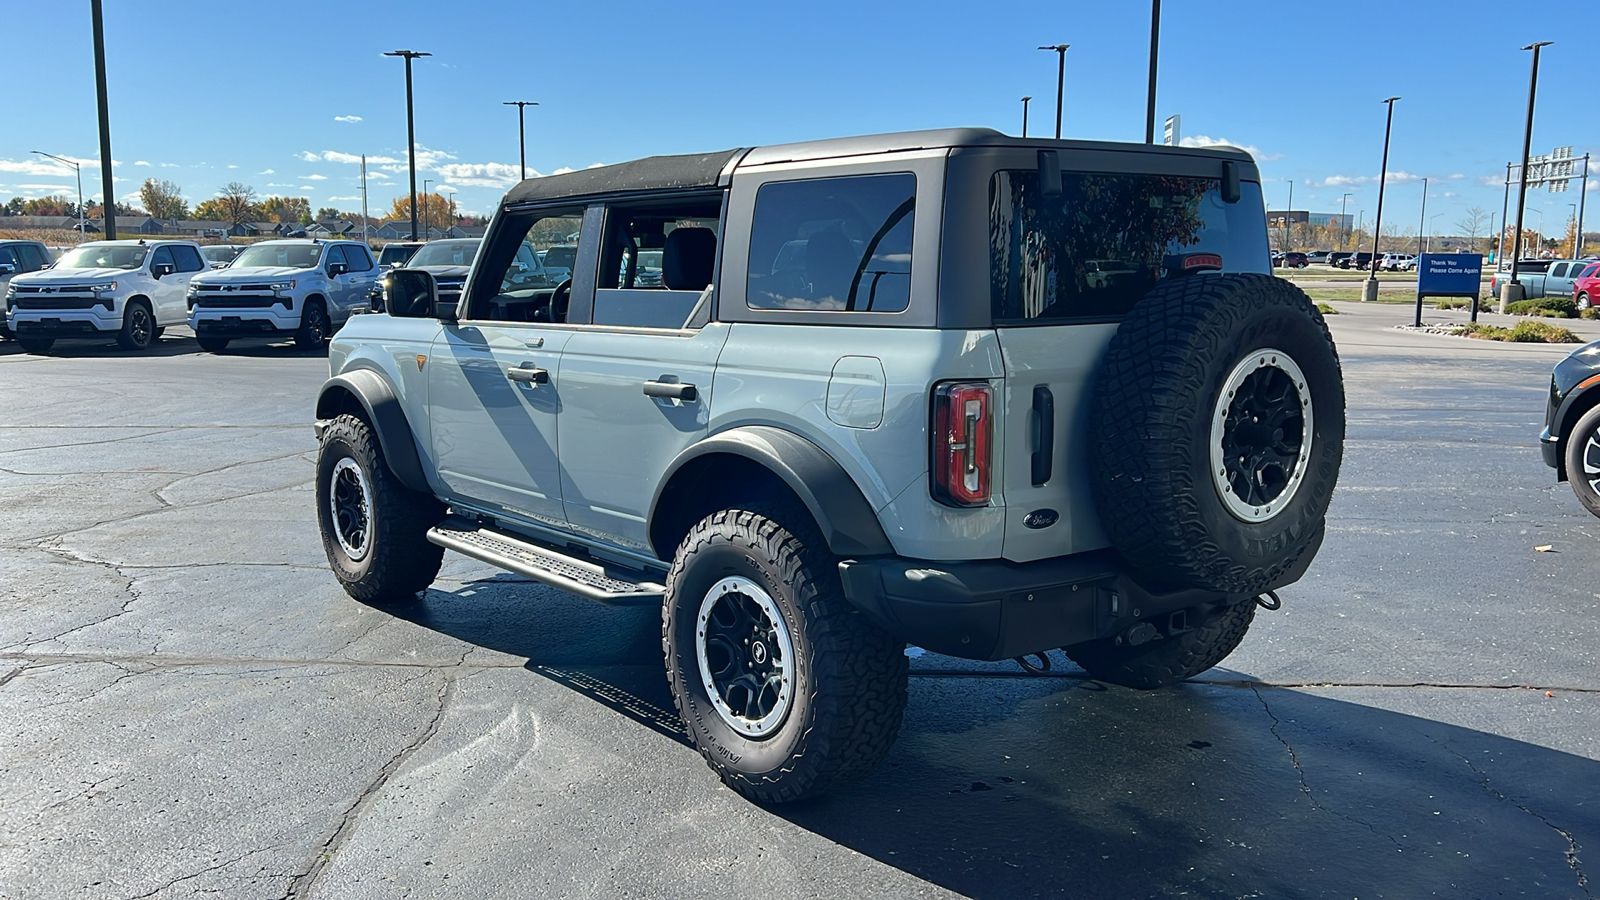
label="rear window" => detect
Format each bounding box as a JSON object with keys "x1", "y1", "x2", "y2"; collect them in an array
[{"x1": 989, "y1": 171, "x2": 1268, "y2": 324}]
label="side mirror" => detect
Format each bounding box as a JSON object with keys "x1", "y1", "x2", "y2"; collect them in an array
[
  {"x1": 152, "y1": 262, "x2": 175, "y2": 278},
  {"x1": 0, "y1": 264, "x2": 15, "y2": 277},
  {"x1": 515, "y1": 261, "x2": 528, "y2": 272},
  {"x1": 383, "y1": 269, "x2": 443, "y2": 319},
  {"x1": 328, "y1": 262, "x2": 350, "y2": 277}
]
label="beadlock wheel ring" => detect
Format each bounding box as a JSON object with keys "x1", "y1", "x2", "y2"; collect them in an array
[
  {"x1": 329, "y1": 457, "x2": 374, "y2": 561},
  {"x1": 1209, "y1": 348, "x2": 1314, "y2": 523},
  {"x1": 695, "y1": 576, "x2": 795, "y2": 739}
]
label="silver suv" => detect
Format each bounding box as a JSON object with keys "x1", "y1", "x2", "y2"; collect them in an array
[{"x1": 313, "y1": 128, "x2": 1345, "y2": 803}]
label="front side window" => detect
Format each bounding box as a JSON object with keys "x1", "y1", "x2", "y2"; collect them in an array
[
  {"x1": 466, "y1": 210, "x2": 583, "y2": 322},
  {"x1": 989, "y1": 171, "x2": 1269, "y2": 323},
  {"x1": 151, "y1": 247, "x2": 176, "y2": 271},
  {"x1": 233, "y1": 243, "x2": 323, "y2": 269},
  {"x1": 0, "y1": 248, "x2": 15, "y2": 268},
  {"x1": 747, "y1": 173, "x2": 915, "y2": 313}
]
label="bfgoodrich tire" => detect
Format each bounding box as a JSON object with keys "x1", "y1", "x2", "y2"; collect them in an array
[
  {"x1": 1565, "y1": 405, "x2": 1600, "y2": 519},
  {"x1": 1091, "y1": 273, "x2": 1344, "y2": 595},
  {"x1": 663, "y1": 504, "x2": 908, "y2": 804},
  {"x1": 1064, "y1": 599, "x2": 1256, "y2": 689},
  {"x1": 315, "y1": 413, "x2": 445, "y2": 603}
]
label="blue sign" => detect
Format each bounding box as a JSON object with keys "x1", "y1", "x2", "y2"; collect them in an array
[{"x1": 1417, "y1": 253, "x2": 1483, "y2": 296}]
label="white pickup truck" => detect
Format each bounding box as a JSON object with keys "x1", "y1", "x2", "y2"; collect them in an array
[
  {"x1": 1489, "y1": 258, "x2": 1594, "y2": 301},
  {"x1": 5, "y1": 239, "x2": 206, "y2": 353}
]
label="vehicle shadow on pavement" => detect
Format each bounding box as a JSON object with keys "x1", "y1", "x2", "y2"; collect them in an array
[
  {"x1": 0, "y1": 337, "x2": 326, "y2": 358},
  {"x1": 404, "y1": 574, "x2": 1599, "y2": 899}
]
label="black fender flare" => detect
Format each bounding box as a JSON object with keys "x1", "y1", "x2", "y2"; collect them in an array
[
  {"x1": 648, "y1": 425, "x2": 895, "y2": 560},
  {"x1": 1554, "y1": 381, "x2": 1600, "y2": 480},
  {"x1": 314, "y1": 369, "x2": 430, "y2": 493}
]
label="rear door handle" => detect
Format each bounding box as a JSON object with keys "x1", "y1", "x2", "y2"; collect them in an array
[
  {"x1": 643, "y1": 380, "x2": 697, "y2": 401},
  {"x1": 1031, "y1": 385, "x2": 1054, "y2": 485},
  {"x1": 507, "y1": 364, "x2": 549, "y2": 386}
]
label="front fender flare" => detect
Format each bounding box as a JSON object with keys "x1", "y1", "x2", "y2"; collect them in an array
[
  {"x1": 314, "y1": 369, "x2": 429, "y2": 494},
  {"x1": 648, "y1": 426, "x2": 895, "y2": 560}
]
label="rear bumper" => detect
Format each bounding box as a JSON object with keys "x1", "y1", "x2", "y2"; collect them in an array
[{"x1": 838, "y1": 542, "x2": 1320, "y2": 662}]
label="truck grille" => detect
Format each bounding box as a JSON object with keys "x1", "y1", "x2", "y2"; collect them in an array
[
  {"x1": 12, "y1": 297, "x2": 101, "y2": 310},
  {"x1": 194, "y1": 294, "x2": 278, "y2": 309}
]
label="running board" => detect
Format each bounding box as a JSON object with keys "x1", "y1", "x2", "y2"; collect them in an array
[{"x1": 426, "y1": 516, "x2": 665, "y2": 605}]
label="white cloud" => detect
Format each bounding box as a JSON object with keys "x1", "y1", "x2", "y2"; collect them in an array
[
  {"x1": 433, "y1": 161, "x2": 520, "y2": 187},
  {"x1": 15, "y1": 183, "x2": 75, "y2": 191},
  {"x1": 298, "y1": 151, "x2": 320, "y2": 162},
  {"x1": 1318, "y1": 170, "x2": 1424, "y2": 188},
  {"x1": 134, "y1": 160, "x2": 151, "y2": 167},
  {"x1": 258, "y1": 168, "x2": 276, "y2": 175},
  {"x1": 305, "y1": 174, "x2": 328, "y2": 180},
  {"x1": 1443, "y1": 191, "x2": 1458, "y2": 198},
  {"x1": 326, "y1": 195, "x2": 361, "y2": 201},
  {"x1": 1448, "y1": 173, "x2": 1464, "y2": 180},
  {"x1": 1178, "y1": 135, "x2": 1281, "y2": 160},
  {"x1": 298, "y1": 185, "x2": 315, "y2": 191},
  {"x1": 227, "y1": 164, "x2": 239, "y2": 169},
  {"x1": 334, "y1": 115, "x2": 363, "y2": 123},
  {"x1": 367, "y1": 171, "x2": 392, "y2": 180},
  {"x1": 0, "y1": 158, "x2": 90, "y2": 177},
  {"x1": 160, "y1": 162, "x2": 179, "y2": 168},
  {"x1": 552, "y1": 167, "x2": 575, "y2": 176}
]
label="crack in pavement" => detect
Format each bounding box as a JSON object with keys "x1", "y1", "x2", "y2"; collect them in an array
[
  {"x1": 0, "y1": 553, "x2": 144, "y2": 653},
  {"x1": 284, "y1": 673, "x2": 455, "y2": 900},
  {"x1": 1250, "y1": 684, "x2": 1407, "y2": 853},
  {"x1": 40, "y1": 775, "x2": 119, "y2": 814},
  {"x1": 1430, "y1": 736, "x2": 1592, "y2": 898},
  {"x1": 122, "y1": 845, "x2": 285, "y2": 900}
]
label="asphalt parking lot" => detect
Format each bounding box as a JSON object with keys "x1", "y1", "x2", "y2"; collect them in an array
[{"x1": 2, "y1": 306, "x2": 1598, "y2": 900}]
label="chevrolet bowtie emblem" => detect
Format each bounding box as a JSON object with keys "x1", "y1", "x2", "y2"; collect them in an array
[{"x1": 416, "y1": 355, "x2": 427, "y2": 371}]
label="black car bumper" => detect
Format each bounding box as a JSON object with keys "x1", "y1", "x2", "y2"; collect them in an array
[
  {"x1": 837, "y1": 535, "x2": 1320, "y2": 662},
  {"x1": 12, "y1": 319, "x2": 106, "y2": 337},
  {"x1": 193, "y1": 318, "x2": 290, "y2": 338}
]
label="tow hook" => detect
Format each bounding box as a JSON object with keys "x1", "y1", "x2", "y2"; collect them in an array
[
  {"x1": 1255, "y1": 590, "x2": 1283, "y2": 611},
  {"x1": 1012, "y1": 652, "x2": 1052, "y2": 675}
]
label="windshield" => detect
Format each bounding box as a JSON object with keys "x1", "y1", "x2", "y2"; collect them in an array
[
  {"x1": 407, "y1": 240, "x2": 481, "y2": 267},
  {"x1": 379, "y1": 245, "x2": 419, "y2": 266},
  {"x1": 637, "y1": 250, "x2": 663, "y2": 270},
  {"x1": 231, "y1": 243, "x2": 324, "y2": 269},
  {"x1": 55, "y1": 244, "x2": 148, "y2": 270},
  {"x1": 201, "y1": 246, "x2": 239, "y2": 261}
]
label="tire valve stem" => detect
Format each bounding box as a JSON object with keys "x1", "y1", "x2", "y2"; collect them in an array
[{"x1": 1255, "y1": 590, "x2": 1283, "y2": 611}]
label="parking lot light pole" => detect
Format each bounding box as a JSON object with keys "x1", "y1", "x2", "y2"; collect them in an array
[
  {"x1": 1504, "y1": 41, "x2": 1552, "y2": 312},
  {"x1": 1364, "y1": 97, "x2": 1400, "y2": 302},
  {"x1": 1284, "y1": 180, "x2": 1294, "y2": 251},
  {"x1": 1577, "y1": 153, "x2": 1590, "y2": 257},
  {"x1": 503, "y1": 100, "x2": 538, "y2": 181},
  {"x1": 1499, "y1": 161, "x2": 1514, "y2": 265},
  {"x1": 1020, "y1": 96, "x2": 1031, "y2": 137},
  {"x1": 31, "y1": 151, "x2": 84, "y2": 243},
  {"x1": 1340, "y1": 192, "x2": 1352, "y2": 249},
  {"x1": 1145, "y1": 0, "x2": 1160, "y2": 143},
  {"x1": 384, "y1": 49, "x2": 430, "y2": 241},
  {"x1": 423, "y1": 179, "x2": 432, "y2": 239},
  {"x1": 91, "y1": 0, "x2": 116, "y2": 240},
  {"x1": 1428, "y1": 213, "x2": 1442, "y2": 253},
  {"x1": 1038, "y1": 44, "x2": 1069, "y2": 139},
  {"x1": 1416, "y1": 177, "x2": 1428, "y2": 257}
]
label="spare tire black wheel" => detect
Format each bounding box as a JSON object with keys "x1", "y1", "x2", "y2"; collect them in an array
[{"x1": 1091, "y1": 273, "x2": 1344, "y2": 596}]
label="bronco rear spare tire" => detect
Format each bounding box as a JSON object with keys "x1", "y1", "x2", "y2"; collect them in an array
[{"x1": 1090, "y1": 273, "x2": 1343, "y2": 595}]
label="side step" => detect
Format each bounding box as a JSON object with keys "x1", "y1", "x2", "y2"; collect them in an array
[{"x1": 427, "y1": 516, "x2": 665, "y2": 605}]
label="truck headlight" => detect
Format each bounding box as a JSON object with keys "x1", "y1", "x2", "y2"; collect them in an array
[
  {"x1": 268, "y1": 280, "x2": 296, "y2": 294},
  {"x1": 89, "y1": 282, "x2": 118, "y2": 293}
]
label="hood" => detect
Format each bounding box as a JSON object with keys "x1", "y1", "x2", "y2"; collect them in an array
[
  {"x1": 416, "y1": 265, "x2": 471, "y2": 280},
  {"x1": 194, "y1": 265, "x2": 314, "y2": 285},
  {"x1": 13, "y1": 267, "x2": 136, "y2": 285}
]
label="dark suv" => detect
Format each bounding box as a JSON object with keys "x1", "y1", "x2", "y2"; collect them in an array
[{"x1": 1540, "y1": 339, "x2": 1600, "y2": 517}]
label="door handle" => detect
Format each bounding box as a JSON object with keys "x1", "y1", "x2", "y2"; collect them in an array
[
  {"x1": 1031, "y1": 385, "x2": 1054, "y2": 486},
  {"x1": 643, "y1": 380, "x2": 697, "y2": 402},
  {"x1": 507, "y1": 364, "x2": 549, "y2": 386}
]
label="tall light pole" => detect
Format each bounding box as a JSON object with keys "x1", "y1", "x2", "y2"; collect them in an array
[
  {"x1": 423, "y1": 178, "x2": 432, "y2": 238},
  {"x1": 1577, "y1": 153, "x2": 1590, "y2": 257},
  {"x1": 503, "y1": 100, "x2": 538, "y2": 181},
  {"x1": 1488, "y1": 211, "x2": 1498, "y2": 259},
  {"x1": 1020, "y1": 96, "x2": 1031, "y2": 137},
  {"x1": 447, "y1": 190, "x2": 457, "y2": 236},
  {"x1": 1145, "y1": 0, "x2": 1161, "y2": 143},
  {"x1": 1567, "y1": 202, "x2": 1578, "y2": 256},
  {"x1": 1428, "y1": 213, "x2": 1442, "y2": 253},
  {"x1": 1286, "y1": 180, "x2": 1294, "y2": 251},
  {"x1": 90, "y1": 0, "x2": 116, "y2": 239},
  {"x1": 1500, "y1": 161, "x2": 1515, "y2": 267},
  {"x1": 32, "y1": 151, "x2": 84, "y2": 242},
  {"x1": 384, "y1": 49, "x2": 430, "y2": 241},
  {"x1": 1416, "y1": 177, "x2": 1428, "y2": 257},
  {"x1": 1504, "y1": 41, "x2": 1552, "y2": 312},
  {"x1": 1038, "y1": 44, "x2": 1069, "y2": 139},
  {"x1": 1363, "y1": 96, "x2": 1400, "y2": 302},
  {"x1": 1340, "y1": 192, "x2": 1353, "y2": 250}
]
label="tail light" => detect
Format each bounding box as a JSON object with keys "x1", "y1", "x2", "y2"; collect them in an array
[{"x1": 932, "y1": 381, "x2": 993, "y2": 507}]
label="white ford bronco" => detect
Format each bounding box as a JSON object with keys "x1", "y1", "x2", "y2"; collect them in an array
[
  {"x1": 313, "y1": 128, "x2": 1344, "y2": 802},
  {"x1": 6, "y1": 239, "x2": 206, "y2": 353},
  {"x1": 187, "y1": 238, "x2": 379, "y2": 352}
]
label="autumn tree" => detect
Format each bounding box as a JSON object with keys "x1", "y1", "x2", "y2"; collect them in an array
[
  {"x1": 260, "y1": 196, "x2": 311, "y2": 225},
  {"x1": 140, "y1": 178, "x2": 188, "y2": 221},
  {"x1": 387, "y1": 193, "x2": 454, "y2": 233},
  {"x1": 197, "y1": 182, "x2": 259, "y2": 229}
]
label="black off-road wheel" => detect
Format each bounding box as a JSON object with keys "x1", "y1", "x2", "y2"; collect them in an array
[
  {"x1": 315, "y1": 413, "x2": 445, "y2": 604},
  {"x1": 17, "y1": 336, "x2": 54, "y2": 354},
  {"x1": 1091, "y1": 273, "x2": 1345, "y2": 596},
  {"x1": 116, "y1": 301, "x2": 155, "y2": 351},
  {"x1": 663, "y1": 504, "x2": 909, "y2": 804},
  {"x1": 1565, "y1": 405, "x2": 1600, "y2": 519},
  {"x1": 295, "y1": 300, "x2": 330, "y2": 350},
  {"x1": 1064, "y1": 600, "x2": 1257, "y2": 689}
]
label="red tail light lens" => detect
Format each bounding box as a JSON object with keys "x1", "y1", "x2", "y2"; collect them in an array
[{"x1": 932, "y1": 381, "x2": 993, "y2": 507}]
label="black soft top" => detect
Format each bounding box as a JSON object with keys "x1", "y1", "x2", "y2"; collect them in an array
[{"x1": 501, "y1": 149, "x2": 743, "y2": 208}]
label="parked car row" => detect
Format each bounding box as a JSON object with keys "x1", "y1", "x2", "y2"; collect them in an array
[
  {"x1": 1275, "y1": 249, "x2": 1421, "y2": 272},
  {"x1": 1488, "y1": 258, "x2": 1600, "y2": 305}
]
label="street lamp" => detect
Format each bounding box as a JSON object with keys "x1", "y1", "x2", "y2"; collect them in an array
[
  {"x1": 1145, "y1": 0, "x2": 1161, "y2": 143},
  {"x1": 1340, "y1": 192, "x2": 1353, "y2": 249},
  {"x1": 1037, "y1": 44, "x2": 1069, "y2": 139},
  {"x1": 423, "y1": 179, "x2": 432, "y2": 238},
  {"x1": 90, "y1": 0, "x2": 116, "y2": 240},
  {"x1": 31, "y1": 151, "x2": 85, "y2": 242},
  {"x1": 503, "y1": 100, "x2": 538, "y2": 181},
  {"x1": 1428, "y1": 213, "x2": 1442, "y2": 253},
  {"x1": 447, "y1": 190, "x2": 457, "y2": 236},
  {"x1": 384, "y1": 49, "x2": 431, "y2": 241},
  {"x1": 1284, "y1": 180, "x2": 1294, "y2": 251},
  {"x1": 1503, "y1": 40, "x2": 1553, "y2": 312},
  {"x1": 1364, "y1": 96, "x2": 1400, "y2": 302},
  {"x1": 1415, "y1": 177, "x2": 1428, "y2": 257},
  {"x1": 1020, "y1": 96, "x2": 1031, "y2": 138},
  {"x1": 1567, "y1": 202, "x2": 1578, "y2": 256}
]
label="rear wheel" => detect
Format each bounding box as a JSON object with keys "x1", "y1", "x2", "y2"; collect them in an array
[
  {"x1": 1565, "y1": 405, "x2": 1600, "y2": 519},
  {"x1": 1578, "y1": 292, "x2": 1591, "y2": 311},
  {"x1": 1064, "y1": 600, "x2": 1257, "y2": 689},
  {"x1": 116, "y1": 302, "x2": 155, "y2": 350},
  {"x1": 663, "y1": 504, "x2": 908, "y2": 803},
  {"x1": 197, "y1": 336, "x2": 230, "y2": 353}
]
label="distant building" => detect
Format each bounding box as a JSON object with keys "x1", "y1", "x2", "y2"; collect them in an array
[{"x1": 1267, "y1": 211, "x2": 1354, "y2": 231}]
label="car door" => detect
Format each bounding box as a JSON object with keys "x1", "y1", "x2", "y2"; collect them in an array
[
  {"x1": 425, "y1": 208, "x2": 587, "y2": 528},
  {"x1": 160, "y1": 245, "x2": 206, "y2": 324},
  {"x1": 334, "y1": 243, "x2": 379, "y2": 322},
  {"x1": 554, "y1": 198, "x2": 729, "y2": 553},
  {"x1": 146, "y1": 246, "x2": 186, "y2": 321}
]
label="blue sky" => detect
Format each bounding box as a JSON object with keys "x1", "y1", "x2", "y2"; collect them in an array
[{"x1": 2, "y1": 0, "x2": 1595, "y2": 235}]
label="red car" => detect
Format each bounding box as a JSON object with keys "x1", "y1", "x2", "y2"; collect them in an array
[{"x1": 1573, "y1": 261, "x2": 1600, "y2": 311}]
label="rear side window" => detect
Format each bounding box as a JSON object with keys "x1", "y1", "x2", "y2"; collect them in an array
[
  {"x1": 990, "y1": 171, "x2": 1269, "y2": 324},
  {"x1": 343, "y1": 244, "x2": 374, "y2": 271},
  {"x1": 747, "y1": 172, "x2": 915, "y2": 313},
  {"x1": 173, "y1": 245, "x2": 206, "y2": 272}
]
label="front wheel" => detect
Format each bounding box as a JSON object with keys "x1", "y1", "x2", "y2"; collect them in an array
[
  {"x1": 1565, "y1": 405, "x2": 1600, "y2": 519},
  {"x1": 116, "y1": 302, "x2": 155, "y2": 350},
  {"x1": 315, "y1": 413, "x2": 446, "y2": 603},
  {"x1": 295, "y1": 301, "x2": 330, "y2": 350},
  {"x1": 17, "y1": 336, "x2": 54, "y2": 354},
  {"x1": 663, "y1": 505, "x2": 908, "y2": 804},
  {"x1": 197, "y1": 336, "x2": 230, "y2": 353}
]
